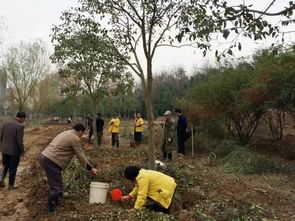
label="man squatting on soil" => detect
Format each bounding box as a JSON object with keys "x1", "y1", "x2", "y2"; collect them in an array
[
  {"x1": 0, "y1": 111, "x2": 26, "y2": 189},
  {"x1": 39, "y1": 123, "x2": 99, "y2": 213},
  {"x1": 121, "y1": 166, "x2": 177, "y2": 214}
]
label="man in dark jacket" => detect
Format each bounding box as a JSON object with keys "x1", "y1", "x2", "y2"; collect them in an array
[
  {"x1": 175, "y1": 108, "x2": 187, "y2": 155},
  {"x1": 0, "y1": 111, "x2": 26, "y2": 189},
  {"x1": 96, "y1": 113, "x2": 104, "y2": 147}
]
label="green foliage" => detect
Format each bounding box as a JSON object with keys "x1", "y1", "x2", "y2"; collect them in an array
[
  {"x1": 188, "y1": 64, "x2": 263, "y2": 145},
  {"x1": 159, "y1": 164, "x2": 195, "y2": 188},
  {"x1": 203, "y1": 140, "x2": 283, "y2": 174},
  {"x1": 51, "y1": 10, "x2": 133, "y2": 110},
  {"x1": 178, "y1": 0, "x2": 293, "y2": 57},
  {"x1": 254, "y1": 46, "x2": 295, "y2": 121},
  {"x1": 207, "y1": 140, "x2": 241, "y2": 160},
  {"x1": 151, "y1": 67, "x2": 191, "y2": 117},
  {"x1": 102, "y1": 94, "x2": 139, "y2": 118},
  {"x1": 192, "y1": 199, "x2": 272, "y2": 221},
  {"x1": 64, "y1": 159, "x2": 92, "y2": 194},
  {"x1": 199, "y1": 118, "x2": 228, "y2": 140},
  {"x1": 223, "y1": 149, "x2": 282, "y2": 174},
  {"x1": 89, "y1": 209, "x2": 176, "y2": 221}
]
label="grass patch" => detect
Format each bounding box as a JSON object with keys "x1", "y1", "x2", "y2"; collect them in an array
[
  {"x1": 205, "y1": 140, "x2": 283, "y2": 174},
  {"x1": 191, "y1": 199, "x2": 274, "y2": 221},
  {"x1": 222, "y1": 149, "x2": 282, "y2": 174},
  {"x1": 89, "y1": 209, "x2": 176, "y2": 221}
]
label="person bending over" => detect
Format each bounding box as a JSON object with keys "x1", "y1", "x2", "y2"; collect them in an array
[
  {"x1": 39, "y1": 123, "x2": 99, "y2": 214},
  {"x1": 121, "y1": 166, "x2": 177, "y2": 214}
]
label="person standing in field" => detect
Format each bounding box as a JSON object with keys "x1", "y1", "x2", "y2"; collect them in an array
[
  {"x1": 0, "y1": 111, "x2": 26, "y2": 189},
  {"x1": 86, "y1": 114, "x2": 93, "y2": 145},
  {"x1": 175, "y1": 108, "x2": 188, "y2": 155},
  {"x1": 108, "y1": 113, "x2": 120, "y2": 147},
  {"x1": 134, "y1": 112, "x2": 144, "y2": 146},
  {"x1": 161, "y1": 111, "x2": 175, "y2": 160},
  {"x1": 39, "y1": 123, "x2": 99, "y2": 214},
  {"x1": 96, "y1": 113, "x2": 104, "y2": 147}
]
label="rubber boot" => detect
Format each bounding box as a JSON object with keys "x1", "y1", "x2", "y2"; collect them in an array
[
  {"x1": 168, "y1": 153, "x2": 172, "y2": 161},
  {"x1": 48, "y1": 193, "x2": 60, "y2": 214}
]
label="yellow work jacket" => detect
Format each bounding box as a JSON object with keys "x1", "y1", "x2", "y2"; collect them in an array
[
  {"x1": 129, "y1": 169, "x2": 177, "y2": 209},
  {"x1": 108, "y1": 118, "x2": 120, "y2": 133},
  {"x1": 134, "y1": 117, "x2": 144, "y2": 132}
]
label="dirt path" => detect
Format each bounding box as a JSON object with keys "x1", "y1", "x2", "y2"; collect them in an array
[{"x1": 0, "y1": 125, "x2": 67, "y2": 221}]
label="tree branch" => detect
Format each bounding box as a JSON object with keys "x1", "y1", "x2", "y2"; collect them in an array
[{"x1": 245, "y1": 4, "x2": 295, "y2": 16}]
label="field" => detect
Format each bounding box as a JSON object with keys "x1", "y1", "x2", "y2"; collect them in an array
[{"x1": 0, "y1": 121, "x2": 294, "y2": 221}]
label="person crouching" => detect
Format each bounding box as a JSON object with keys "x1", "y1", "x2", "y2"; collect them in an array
[{"x1": 121, "y1": 166, "x2": 177, "y2": 213}]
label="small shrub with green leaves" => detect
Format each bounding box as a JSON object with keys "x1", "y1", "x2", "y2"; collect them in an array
[
  {"x1": 191, "y1": 199, "x2": 272, "y2": 221},
  {"x1": 159, "y1": 164, "x2": 195, "y2": 188},
  {"x1": 64, "y1": 159, "x2": 92, "y2": 194},
  {"x1": 208, "y1": 140, "x2": 241, "y2": 160},
  {"x1": 222, "y1": 149, "x2": 282, "y2": 174},
  {"x1": 204, "y1": 140, "x2": 283, "y2": 174}
]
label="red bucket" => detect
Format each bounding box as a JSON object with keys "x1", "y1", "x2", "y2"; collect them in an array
[{"x1": 111, "y1": 188, "x2": 122, "y2": 201}]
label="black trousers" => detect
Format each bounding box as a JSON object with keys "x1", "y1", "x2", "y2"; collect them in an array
[
  {"x1": 145, "y1": 188, "x2": 176, "y2": 214},
  {"x1": 97, "y1": 131, "x2": 103, "y2": 146},
  {"x1": 177, "y1": 133, "x2": 186, "y2": 155},
  {"x1": 39, "y1": 154, "x2": 63, "y2": 196},
  {"x1": 0, "y1": 153, "x2": 20, "y2": 186},
  {"x1": 111, "y1": 133, "x2": 119, "y2": 147},
  {"x1": 134, "y1": 132, "x2": 142, "y2": 145}
]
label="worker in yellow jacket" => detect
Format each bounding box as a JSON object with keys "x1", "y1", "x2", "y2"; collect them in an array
[
  {"x1": 108, "y1": 113, "x2": 120, "y2": 147},
  {"x1": 121, "y1": 166, "x2": 177, "y2": 213},
  {"x1": 134, "y1": 112, "x2": 144, "y2": 146}
]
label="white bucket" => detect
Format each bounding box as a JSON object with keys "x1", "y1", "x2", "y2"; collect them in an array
[{"x1": 89, "y1": 182, "x2": 109, "y2": 204}]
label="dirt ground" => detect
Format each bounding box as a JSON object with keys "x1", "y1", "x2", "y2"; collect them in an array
[{"x1": 0, "y1": 123, "x2": 294, "y2": 221}]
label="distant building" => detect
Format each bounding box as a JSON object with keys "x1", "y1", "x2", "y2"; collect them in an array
[{"x1": 0, "y1": 69, "x2": 7, "y2": 114}]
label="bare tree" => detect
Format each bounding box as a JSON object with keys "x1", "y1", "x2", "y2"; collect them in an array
[
  {"x1": 30, "y1": 74, "x2": 60, "y2": 119},
  {"x1": 3, "y1": 40, "x2": 49, "y2": 111}
]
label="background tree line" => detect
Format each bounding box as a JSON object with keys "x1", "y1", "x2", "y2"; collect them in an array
[{"x1": 1, "y1": 40, "x2": 294, "y2": 148}]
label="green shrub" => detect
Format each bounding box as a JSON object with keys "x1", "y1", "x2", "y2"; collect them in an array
[
  {"x1": 222, "y1": 149, "x2": 282, "y2": 174},
  {"x1": 191, "y1": 199, "x2": 272, "y2": 221},
  {"x1": 200, "y1": 118, "x2": 228, "y2": 140},
  {"x1": 208, "y1": 140, "x2": 241, "y2": 160},
  {"x1": 159, "y1": 164, "x2": 195, "y2": 188},
  {"x1": 204, "y1": 140, "x2": 283, "y2": 174},
  {"x1": 64, "y1": 159, "x2": 92, "y2": 194}
]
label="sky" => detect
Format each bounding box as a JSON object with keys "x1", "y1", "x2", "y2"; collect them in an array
[{"x1": 0, "y1": 0, "x2": 294, "y2": 74}]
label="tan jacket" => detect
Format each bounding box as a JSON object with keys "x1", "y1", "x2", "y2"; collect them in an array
[{"x1": 41, "y1": 130, "x2": 89, "y2": 170}]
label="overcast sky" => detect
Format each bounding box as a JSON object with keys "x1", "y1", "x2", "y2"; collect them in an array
[{"x1": 0, "y1": 0, "x2": 294, "y2": 73}]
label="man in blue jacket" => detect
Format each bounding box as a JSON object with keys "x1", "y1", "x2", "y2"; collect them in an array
[{"x1": 175, "y1": 108, "x2": 187, "y2": 155}]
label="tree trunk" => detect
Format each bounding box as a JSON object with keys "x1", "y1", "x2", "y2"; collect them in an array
[{"x1": 145, "y1": 61, "x2": 155, "y2": 169}]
